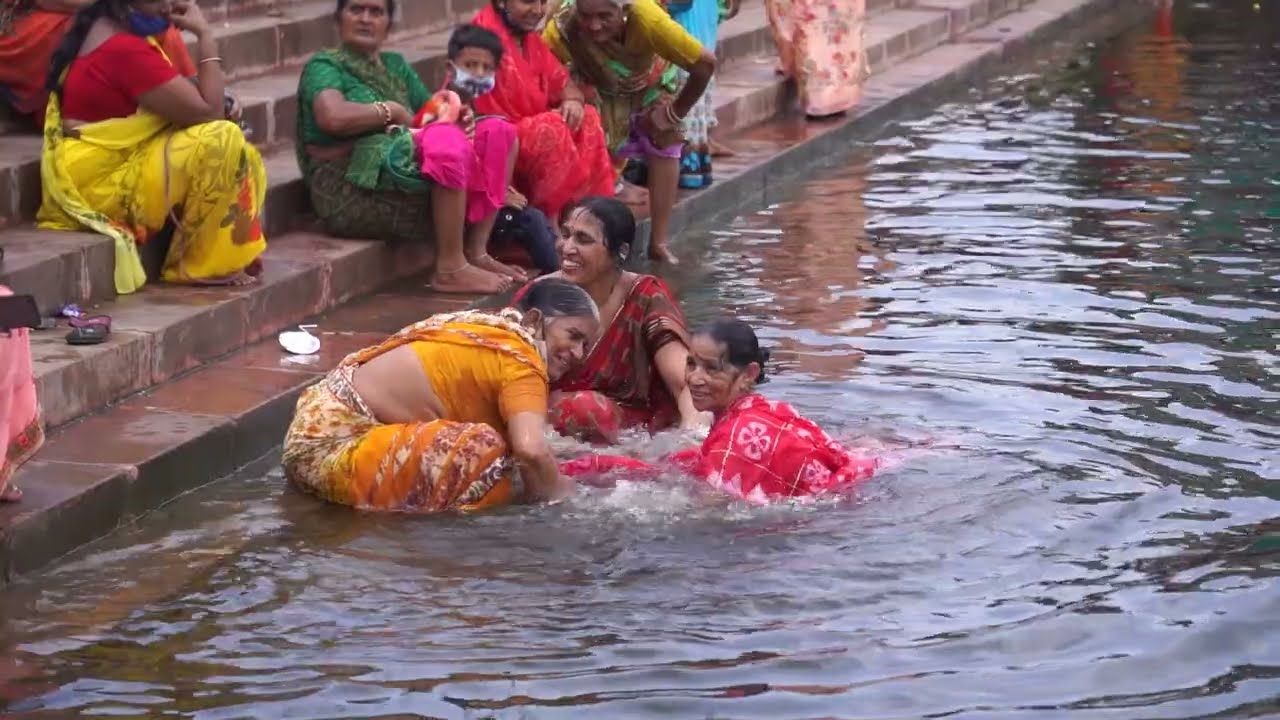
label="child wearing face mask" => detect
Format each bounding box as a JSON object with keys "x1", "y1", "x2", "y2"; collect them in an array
[{"x1": 412, "y1": 24, "x2": 560, "y2": 277}]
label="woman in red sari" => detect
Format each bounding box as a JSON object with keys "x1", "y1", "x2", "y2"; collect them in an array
[
  {"x1": 562, "y1": 318, "x2": 880, "y2": 502},
  {"x1": 511, "y1": 195, "x2": 698, "y2": 443},
  {"x1": 471, "y1": 0, "x2": 619, "y2": 222},
  {"x1": 0, "y1": 0, "x2": 194, "y2": 128}
]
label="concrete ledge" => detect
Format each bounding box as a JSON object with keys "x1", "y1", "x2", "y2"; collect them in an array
[{"x1": 0, "y1": 0, "x2": 1151, "y2": 586}]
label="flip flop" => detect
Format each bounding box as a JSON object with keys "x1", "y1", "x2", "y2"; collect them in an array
[
  {"x1": 67, "y1": 314, "x2": 112, "y2": 330},
  {"x1": 66, "y1": 323, "x2": 109, "y2": 345}
]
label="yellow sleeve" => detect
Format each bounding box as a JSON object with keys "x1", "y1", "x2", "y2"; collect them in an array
[
  {"x1": 498, "y1": 366, "x2": 549, "y2": 421},
  {"x1": 542, "y1": 14, "x2": 573, "y2": 65},
  {"x1": 633, "y1": 0, "x2": 705, "y2": 70}
]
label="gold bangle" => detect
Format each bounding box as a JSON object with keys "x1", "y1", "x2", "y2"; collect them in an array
[
  {"x1": 374, "y1": 101, "x2": 391, "y2": 126},
  {"x1": 198, "y1": 56, "x2": 223, "y2": 65}
]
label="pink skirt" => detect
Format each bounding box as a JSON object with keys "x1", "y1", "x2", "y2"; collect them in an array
[
  {"x1": 0, "y1": 286, "x2": 44, "y2": 496},
  {"x1": 413, "y1": 118, "x2": 517, "y2": 224}
]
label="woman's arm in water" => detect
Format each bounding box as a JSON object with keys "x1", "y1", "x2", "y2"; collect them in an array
[
  {"x1": 507, "y1": 411, "x2": 574, "y2": 501},
  {"x1": 654, "y1": 341, "x2": 700, "y2": 429}
]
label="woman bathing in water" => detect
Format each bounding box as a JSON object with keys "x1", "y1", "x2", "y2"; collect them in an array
[{"x1": 562, "y1": 317, "x2": 880, "y2": 502}]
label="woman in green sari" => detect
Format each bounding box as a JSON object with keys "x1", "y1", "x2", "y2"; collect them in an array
[
  {"x1": 296, "y1": 0, "x2": 522, "y2": 294},
  {"x1": 544, "y1": 0, "x2": 716, "y2": 264}
]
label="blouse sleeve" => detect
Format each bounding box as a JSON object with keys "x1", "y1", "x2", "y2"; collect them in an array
[
  {"x1": 498, "y1": 366, "x2": 550, "y2": 420},
  {"x1": 106, "y1": 35, "x2": 181, "y2": 100},
  {"x1": 634, "y1": 0, "x2": 705, "y2": 70},
  {"x1": 640, "y1": 277, "x2": 690, "y2": 354},
  {"x1": 298, "y1": 54, "x2": 345, "y2": 110}
]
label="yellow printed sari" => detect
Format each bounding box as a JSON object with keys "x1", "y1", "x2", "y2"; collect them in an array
[
  {"x1": 37, "y1": 42, "x2": 267, "y2": 294},
  {"x1": 283, "y1": 309, "x2": 548, "y2": 514}
]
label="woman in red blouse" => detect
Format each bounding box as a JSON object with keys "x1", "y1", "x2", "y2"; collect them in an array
[{"x1": 37, "y1": 0, "x2": 267, "y2": 293}]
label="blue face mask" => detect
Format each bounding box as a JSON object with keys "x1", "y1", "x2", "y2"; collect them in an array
[
  {"x1": 127, "y1": 10, "x2": 171, "y2": 37},
  {"x1": 450, "y1": 63, "x2": 496, "y2": 98}
]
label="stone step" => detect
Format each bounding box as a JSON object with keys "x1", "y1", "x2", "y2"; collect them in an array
[{"x1": 0, "y1": 1, "x2": 779, "y2": 310}]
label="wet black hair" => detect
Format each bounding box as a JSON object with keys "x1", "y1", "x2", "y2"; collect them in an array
[
  {"x1": 515, "y1": 277, "x2": 599, "y2": 320},
  {"x1": 447, "y1": 23, "x2": 504, "y2": 65},
  {"x1": 46, "y1": 0, "x2": 129, "y2": 93},
  {"x1": 561, "y1": 196, "x2": 636, "y2": 264},
  {"x1": 698, "y1": 318, "x2": 772, "y2": 384},
  {"x1": 335, "y1": 0, "x2": 398, "y2": 28}
]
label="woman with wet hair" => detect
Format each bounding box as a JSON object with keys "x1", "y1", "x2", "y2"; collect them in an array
[
  {"x1": 37, "y1": 0, "x2": 266, "y2": 293},
  {"x1": 0, "y1": 0, "x2": 193, "y2": 128},
  {"x1": 562, "y1": 317, "x2": 879, "y2": 502},
  {"x1": 284, "y1": 278, "x2": 601, "y2": 513},
  {"x1": 512, "y1": 195, "x2": 699, "y2": 444},
  {"x1": 295, "y1": 0, "x2": 521, "y2": 295}
]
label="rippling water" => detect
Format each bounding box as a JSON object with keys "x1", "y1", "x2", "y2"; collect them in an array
[{"x1": 3, "y1": 2, "x2": 1279, "y2": 717}]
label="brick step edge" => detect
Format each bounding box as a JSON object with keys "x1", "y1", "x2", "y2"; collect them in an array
[{"x1": 0, "y1": 0, "x2": 1155, "y2": 587}]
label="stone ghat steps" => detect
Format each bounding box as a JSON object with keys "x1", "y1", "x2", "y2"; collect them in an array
[{"x1": 0, "y1": 0, "x2": 1032, "y2": 434}]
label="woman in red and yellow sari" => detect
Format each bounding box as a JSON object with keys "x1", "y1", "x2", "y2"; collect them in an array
[
  {"x1": 561, "y1": 318, "x2": 880, "y2": 503},
  {"x1": 512, "y1": 196, "x2": 699, "y2": 444},
  {"x1": 471, "y1": 0, "x2": 619, "y2": 221},
  {"x1": 283, "y1": 279, "x2": 600, "y2": 513},
  {"x1": 0, "y1": 0, "x2": 193, "y2": 128}
]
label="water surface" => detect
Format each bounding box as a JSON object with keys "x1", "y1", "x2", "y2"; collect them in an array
[{"x1": 2, "y1": 2, "x2": 1278, "y2": 717}]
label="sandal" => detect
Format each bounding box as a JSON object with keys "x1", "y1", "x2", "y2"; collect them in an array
[{"x1": 66, "y1": 322, "x2": 109, "y2": 346}]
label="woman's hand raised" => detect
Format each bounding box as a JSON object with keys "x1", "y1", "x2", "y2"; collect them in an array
[{"x1": 169, "y1": 0, "x2": 211, "y2": 37}]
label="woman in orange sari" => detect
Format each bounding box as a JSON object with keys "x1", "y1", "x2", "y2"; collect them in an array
[
  {"x1": 283, "y1": 279, "x2": 600, "y2": 513},
  {"x1": 512, "y1": 196, "x2": 698, "y2": 444},
  {"x1": 0, "y1": 287, "x2": 43, "y2": 504},
  {"x1": 0, "y1": 0, "x2": 193, "y2": 127},
  {"x1": 471, "y1": 0, "x2": 619, "y2": 221}
]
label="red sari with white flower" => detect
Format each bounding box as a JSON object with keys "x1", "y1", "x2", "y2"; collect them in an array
[{"x1": 561, "y1": 393, "x2": 879, "y2": 502}]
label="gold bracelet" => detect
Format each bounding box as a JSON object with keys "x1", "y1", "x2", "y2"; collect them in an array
[{"x1": 374, "y1": 101, "x2": 391, "y2": 126}]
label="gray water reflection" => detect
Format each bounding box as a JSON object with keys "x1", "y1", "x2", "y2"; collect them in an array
[{"x1": 3, "y1": 1, "x2": 1280, "y2": 717}]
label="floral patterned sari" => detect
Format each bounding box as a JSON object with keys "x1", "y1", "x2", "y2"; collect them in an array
[
  {"x1": 766, "y1": 0, "x2": 870, "y2": 117},
  {"x1": 561, "y1": 393, "x2": 880, "y2": 503}
]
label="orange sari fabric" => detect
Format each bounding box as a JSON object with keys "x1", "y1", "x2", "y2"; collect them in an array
[
  {"x1": 765, "y1": 0, "x2": 869, "y2": 117},
  {"x1": 471, "y1": 4, "x2": 616, "y2": 220},
  {"x1": 0, "y1": 8, "x2": 193, "y2": 126},
  {"x1": 282, "y1": 309, "x2": 548, "y2": 514}
]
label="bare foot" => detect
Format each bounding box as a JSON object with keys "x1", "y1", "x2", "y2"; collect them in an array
[
  {"x1": 710, "y1": 137, "x2": 737, "y2": 158},
  {"x1": 246, "y1": 257, "x2": 265, "y2": 277},
  {"x1": 473, "y1": 253, "x2": 527, "y2": 282},
  {"x1": 430, "y1": 262, "x2": 512, "y2": 295},
  {"x1": 616, "y1": 181, "x2": 649, "y2": 206},
  {"x1": 649, "y1": 244, "x2": 679, "y2": 265},
  {"x1": 0, "y1": 484, "x2": 21, "y2": 503}
]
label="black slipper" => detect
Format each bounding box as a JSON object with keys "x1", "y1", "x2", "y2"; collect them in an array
[{"x1": 66, "y1": 324, "x2": 109, "y2": 345}]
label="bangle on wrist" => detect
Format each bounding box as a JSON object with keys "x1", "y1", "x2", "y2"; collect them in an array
[
  {"x1": 198, "y1": 56, "x2": 223, "y2": 66},
  {"x1": 374, "y1": 101, "x2": 392, "y2": 126}
]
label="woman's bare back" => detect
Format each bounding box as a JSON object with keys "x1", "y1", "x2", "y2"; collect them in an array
[{"x1": 350, "y1": 344, "x2": 446, "y2": 425}]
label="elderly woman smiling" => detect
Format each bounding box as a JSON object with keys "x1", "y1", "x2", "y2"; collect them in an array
[
  {"x1": 545, "y1": 0, "x2": 716, "y2": 263},
  {"x1": 296, "y1": 0, "x2": 521, "y2": 294}
]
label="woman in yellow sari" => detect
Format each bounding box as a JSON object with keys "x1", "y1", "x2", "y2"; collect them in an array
[
  {"x1": 283, "y1": 278, "x2": 600, "y2": 513},
  {"x1": 37, "y1": 0, "x2": 266, "y2": 294}
]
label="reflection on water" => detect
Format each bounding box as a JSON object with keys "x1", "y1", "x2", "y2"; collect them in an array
[{"x1": 3, "y1": 1, "x2": 1280, "y2": 717}]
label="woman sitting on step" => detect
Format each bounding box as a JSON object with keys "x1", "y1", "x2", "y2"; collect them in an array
[
  {"x1": 512, "y1": 196, "x2": 699, "y2": 445},
  {"x1": 283, "y1": 278, "x2": 599, "y2": 513},
  {"x1": 0, "y1": 0, "x2": 194, "y2": 128},
  {"x1": 470, "y1": 0, "x2": 622, "y2": 222},
  {"x1": 296, "y1": 0, "x2": 520, "y2": 295},
  {"x1": 544, "y1": 0, "x2": 716, "y2": 264},
  {"x1": 37, "y1": 0, "x2": 266, "y2": 294}
]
